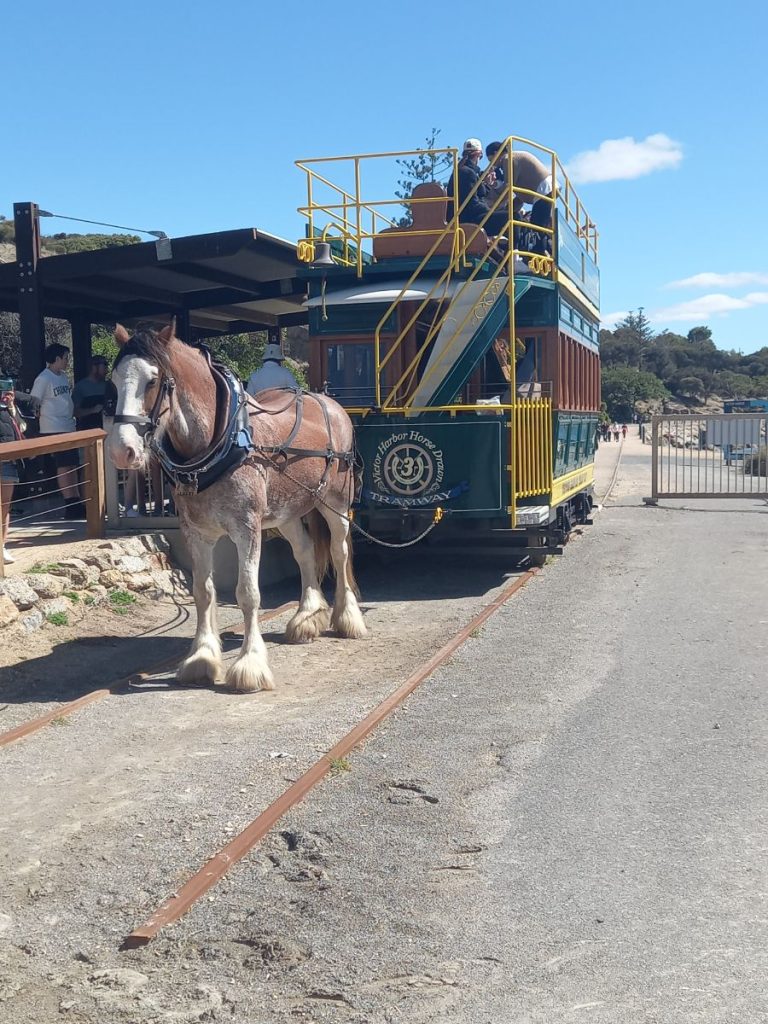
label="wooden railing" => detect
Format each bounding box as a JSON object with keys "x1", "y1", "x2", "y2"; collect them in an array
[{"x1": 0, "y1": 428, "x2": 106, "y2": 577}]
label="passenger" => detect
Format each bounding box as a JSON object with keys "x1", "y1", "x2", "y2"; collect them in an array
[
  {"x1": 485, "y1": 143, "x2": 553, "y2": 217},
  {"x1": 446, "y1": 139, "x2": 508, "y2": 237},
  {"x1": 246, "y1": 343, "x2": 299, "y2": 396},
  {"x1": 1, "y1": 382, "x2": 25, "y2": 564}
]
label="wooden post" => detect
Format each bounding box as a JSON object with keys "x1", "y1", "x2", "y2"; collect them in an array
[
  {"x1": 71, "y1": 317, "x2": 92, "y2": 384},
  {"x1": 14, "y1": 202, "x2": 45, "y2": 388},
  {"x1": 84, "y1": 438, "x2": 106, "y2": 539},
  {"x1": 0, "y1": 474, "x2": 5, "y2": 578}
]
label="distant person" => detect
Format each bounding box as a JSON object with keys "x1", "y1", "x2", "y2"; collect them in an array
[
  {"x1": 602, "y1": 422, "x2": 611, "y2": 443},
  {"x1": 30, "y1": 343, "x2": 83, "y2": 518},
  {"x1": 612, "y1": 423, "x2": 620, "y2": 442},
  {"x1": 73, "y1": 355, "x2": 109, "y2": 430},
  {"x1": 1, "y1": 383, "x2": 25, "y2": 564},
  {"x1": 621, "y1": 423, "x2": 628, "y2": 439},
  {"x1": 246, "y1": 343, "x2": 299, "y2": 396}
]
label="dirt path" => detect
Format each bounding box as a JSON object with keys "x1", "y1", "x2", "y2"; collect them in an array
[{"x1": 0, "y1": 543, "x2": 536, "y2": 1023}]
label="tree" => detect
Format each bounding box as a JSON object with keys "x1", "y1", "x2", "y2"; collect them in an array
[
  {"x1": 601, "y1": 366, "x2": 669, "y2": 420},
  {"x1": 394, "y1": 129, "x2": 453, "y2": 227},
  {"x1": 678, "y1": 375, "x2": 705, "y2": 400}
]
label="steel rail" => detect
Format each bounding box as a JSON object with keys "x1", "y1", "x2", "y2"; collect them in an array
[
  {"x1": 122, "y1": 569, "x2": 538, "y2": 949},
  {"x1": 0, "y1": 602, "x2": 297, "y2": 749}
]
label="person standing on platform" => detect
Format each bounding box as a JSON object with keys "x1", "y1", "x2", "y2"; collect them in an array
[
  {"x1": 246, "y1": 342, "x2": 299, "y2": 396},
  {"x1": 73, "y1": 355, "x2": 108, "y2": 430},
  {"x1": 30, "y1": 343, "x2": 84, "y2": 519}
]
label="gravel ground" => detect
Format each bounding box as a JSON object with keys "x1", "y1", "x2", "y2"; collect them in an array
[{"x1": 5, "y1": 438, "x2": 766, "y2": 1023}]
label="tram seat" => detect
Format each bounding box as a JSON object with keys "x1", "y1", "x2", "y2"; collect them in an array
[{"x1": 373, "y1": 182, "x2": 491, "y2": 260}]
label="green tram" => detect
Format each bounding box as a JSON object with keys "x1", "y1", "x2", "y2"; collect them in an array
[{"x1": 296, "y1": 137, "x2": 600, "y2": 558}]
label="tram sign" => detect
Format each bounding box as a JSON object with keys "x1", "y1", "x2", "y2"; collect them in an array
[{"x1": 356, "y1": 418, "x2": 505, "y2": 514}]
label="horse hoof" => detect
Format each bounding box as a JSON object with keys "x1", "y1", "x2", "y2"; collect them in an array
[
  {"x1": 225, "y1": 653, "x2": 275, "y2": 693},
  {"x1": 177, "y1": 649, "x2": 222, "y2": 685},
  {"x1": 332, "y1": 603, "x2": 368, "y2": 639},
  {"x1": 285, "y1": 606, "x2": 331, "y2": 644}
]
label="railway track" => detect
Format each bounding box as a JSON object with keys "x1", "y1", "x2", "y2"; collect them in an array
[{"x1": 0, "y1": 560, "x2": 542, "y2": 950}]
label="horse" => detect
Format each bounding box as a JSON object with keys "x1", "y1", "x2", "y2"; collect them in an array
[{"x1": 105, "y1": 323, "x2": 366, "y2": 693}]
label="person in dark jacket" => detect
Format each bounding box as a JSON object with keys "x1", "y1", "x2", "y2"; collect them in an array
[
  {"x1": 446, "y1": 139, "x2": 508, "y2": 236},
  {"x1": 1, "y1": 385, "x2": 25, "y2": 564}
]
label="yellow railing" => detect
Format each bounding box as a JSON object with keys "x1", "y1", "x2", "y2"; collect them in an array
[{"x1": 514, "y1": 398, "x2": 553, "y2": 498}]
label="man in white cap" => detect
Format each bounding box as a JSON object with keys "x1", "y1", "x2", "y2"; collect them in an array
[
  {"x1": 246, "y1": 339, "x2": 299, "y2": 396},
  {"x1": 446, "y1": 138, "x2": 507, "y2": 235}
]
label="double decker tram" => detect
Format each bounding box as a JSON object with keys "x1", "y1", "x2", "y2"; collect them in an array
[{"x1": 296, "y1": 137, "x2": 600, "y2": 559}]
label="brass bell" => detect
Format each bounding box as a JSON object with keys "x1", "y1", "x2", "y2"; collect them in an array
[{"x1": 310, "y1": 241, "x2": 336, "y2": 268}]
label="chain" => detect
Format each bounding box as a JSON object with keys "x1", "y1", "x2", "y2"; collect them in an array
[{"x1": 257, "y1": 450, "x2": 445, "y2": 550}]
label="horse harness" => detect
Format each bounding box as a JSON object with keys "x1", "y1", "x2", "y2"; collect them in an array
[{"x1": 111, "y1": 346, "x2": 355, "y2": 496}]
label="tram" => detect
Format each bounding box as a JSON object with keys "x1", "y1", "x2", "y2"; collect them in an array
[{"x1": 295, "y1": 137, "x2": 600, "y2": 558}]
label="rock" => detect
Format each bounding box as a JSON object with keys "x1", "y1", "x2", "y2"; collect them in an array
[
  {"x1": 99, "y1": 569, "x2": 125, "y2": 589},
  {"x1": 115, "y1": 536, "x2": 148, "y2": 557},
  {"x1": 116, "y1": 555, "x2": 149, "y2": 574},
  {"x1": 139, "y1": 533, "x2": 171, "y2": 556},
  {"x1": 0, "y1": 576, "x2": 38, "y2": 610},
  {"x1": 26, "y1": 572, "x2": 65, "y2": 599},
  {"x1": 51, "y1": 558, "x2": 99, "y2": 587},
  {"x1": 0, "y1": 595, "x2": 19, "y2": 628},
  {"x1": 88, "y1": 968, "x2": 149, "y2": 994},
  {"x1": 149, "y1": 569, "x2": 178, "y2": 596},
  {"x1": 126, "y1": 572, "x2": 154, "y2": 592},
  {"x1": 0, "y1": 911, "x2": 13, "y2": 934},
  {"x1": 18, "y1": 609, "x2": 43, "y2": 633},
  {"x1": 83, "y1": 553, "x2": 116, "y2": 573},
  {"x1": 87, "y1": 584, "x2": 109, "y2": 606},
  {"x1": 40, "y1": 596, "x2": 74, "y2": 618}
]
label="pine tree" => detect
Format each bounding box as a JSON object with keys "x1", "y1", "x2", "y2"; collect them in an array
[{"x1": 394, "y1": 129, "x2": 453, "y2": 227}]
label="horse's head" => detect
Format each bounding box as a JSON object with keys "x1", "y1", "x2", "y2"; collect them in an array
[{"x1": 105, "y1": 322, "x2": 175, "y2": 471}]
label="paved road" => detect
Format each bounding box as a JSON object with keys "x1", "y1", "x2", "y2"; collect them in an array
[{"x1": 170, "y1": 435, "x2": 767, "y2": 1022}]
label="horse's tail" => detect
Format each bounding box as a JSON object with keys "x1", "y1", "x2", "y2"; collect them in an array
[
  {"x1": 305, "y1": 508, "x2": 361, "y2": 598},
  {"x1": 305, "y1": 509, "x2": 331, "y2": 584}
]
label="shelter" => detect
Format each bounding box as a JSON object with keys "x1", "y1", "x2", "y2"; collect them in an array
[{"x1": 0, "y1": 203, "x2": 308, "y2": 385}]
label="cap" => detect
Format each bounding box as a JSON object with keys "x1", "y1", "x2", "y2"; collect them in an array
[
  {"x1": 462, "y1": 138, "x2": 483, "y2": 154},
  {"x1": 263, "y1": 343, "x2": 284, "y2": 362}
]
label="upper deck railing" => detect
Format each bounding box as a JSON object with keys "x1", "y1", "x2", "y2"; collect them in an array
[{"x1": 295, "y1": 136, "x2": 599, "y2": 277}]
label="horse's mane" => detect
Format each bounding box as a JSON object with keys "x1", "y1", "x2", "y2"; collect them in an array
[{"x1": 113, "y1": 326, "x2": 174, "y2": 374}]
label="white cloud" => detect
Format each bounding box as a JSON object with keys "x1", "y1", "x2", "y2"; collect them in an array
[
  {"x1": 666, "y1": 271, "x2": 768, "y2": 290},
  {"x1": 600, "y1": 310, "x2": 629, "y2": 326},
  {"x1": 566, "y1": 133, "x2": 683, "y2": 184},
  {"x1": 651, "y1": 292, "x2": 768, "y2": 322}
]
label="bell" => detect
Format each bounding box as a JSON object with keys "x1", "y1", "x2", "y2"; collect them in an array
[{"x1": 310, "y1": 241, "x2": 336, "y2": 268}]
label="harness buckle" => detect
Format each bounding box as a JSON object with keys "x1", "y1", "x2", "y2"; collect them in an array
[{"x1": 175, "y1": 472, "x2": 199, "y2": 496}]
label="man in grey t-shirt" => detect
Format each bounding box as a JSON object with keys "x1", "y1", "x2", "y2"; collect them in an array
[{"x1": 30, "y1": 343, "x2": 82, "y2": 517}]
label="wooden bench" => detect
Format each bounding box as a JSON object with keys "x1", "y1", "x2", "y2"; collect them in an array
[{"x1": 373, "y1": 182, "x2": 491, "y2": 261}]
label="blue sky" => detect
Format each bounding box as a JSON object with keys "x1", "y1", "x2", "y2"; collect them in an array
[{"x1": 4, "y1": 0, "x2": 767, "y2": 352}]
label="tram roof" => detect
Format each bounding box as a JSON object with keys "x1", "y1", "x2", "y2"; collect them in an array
[{"x1": 0, "y1": 227, "x2": 308, "y2": 334}]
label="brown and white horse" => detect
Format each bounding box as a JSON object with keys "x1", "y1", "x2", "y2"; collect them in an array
[{"x1": 106, "y1": 324, "x2": 366, "y2": 692}]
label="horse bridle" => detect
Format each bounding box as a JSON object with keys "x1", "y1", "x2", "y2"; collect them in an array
[{"x1": 107, "y1": 373, "x2": 176, "y2": 438}]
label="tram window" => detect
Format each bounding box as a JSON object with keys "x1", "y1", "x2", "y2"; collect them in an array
[{"x1": 326, "y1": 344, "x2": 375, "y2": 406}]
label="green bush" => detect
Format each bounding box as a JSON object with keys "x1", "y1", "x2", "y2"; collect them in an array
[{"x1": 743, "y1": 446, "x2": 767, "y2": 476}]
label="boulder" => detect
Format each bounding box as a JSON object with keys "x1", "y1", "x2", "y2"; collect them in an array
[
  {"x1": 0, "y1": 595, "x2": 19, "y2": 628},
  {"x1": 83, "y1": 552, "x2": 116, "y2": 573},
  {"x1": 126, "y1": 572, "x2": 155, "y2": 592},
  {"x1": 26, "y1": 573, "x2": 65, "y2": 600},
  {"x1": 116, "y1": 555, "x2": 149, "y2": 574},
  {"x1": 51, "y1": 558, "x2": 100, "y2": 587},
  {"x1": 40, "y1": 596, "x2": 74, "y2": 618},
  {"x1": 99, "y1": 569, "x2": 125, "y2": 589},
  {"x1": 115, "y1": 536, "x2": 148, "y2": 558},
  {"x1": 148, "y1": 569, "x2": 178, "y2": 596},
  {"x1": 0, "y1": 576, "x2": 38, "y2": 610},
  {"x1": 19, "y1": 609, "x2": 43, "y2": 633}
]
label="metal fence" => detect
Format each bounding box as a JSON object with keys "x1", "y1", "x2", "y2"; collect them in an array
[
  {"x1": 650, "y1": 413, "x2": 768, "y2": 501},
  {"x1": 106, "y1": 458, "x2": 180, "y2": 531}
]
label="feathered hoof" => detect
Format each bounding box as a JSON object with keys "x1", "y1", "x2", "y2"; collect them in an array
[
  {"x1": 225, "y1": 652, "x2": 275, "y2": 693},
  {"x1": 332, "y1": 602, "x2": 368, "y2": 640},
  {"x1": 176, "y1": 647, "x2": 222, "y2": 686},
  {"x1": 285, "y1": 605, "x2": 331, "y2": 644}
]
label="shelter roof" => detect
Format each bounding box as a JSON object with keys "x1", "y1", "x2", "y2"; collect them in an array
[{"x1": 0, "y1": 228, "x2": 308, "y2": 333}]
